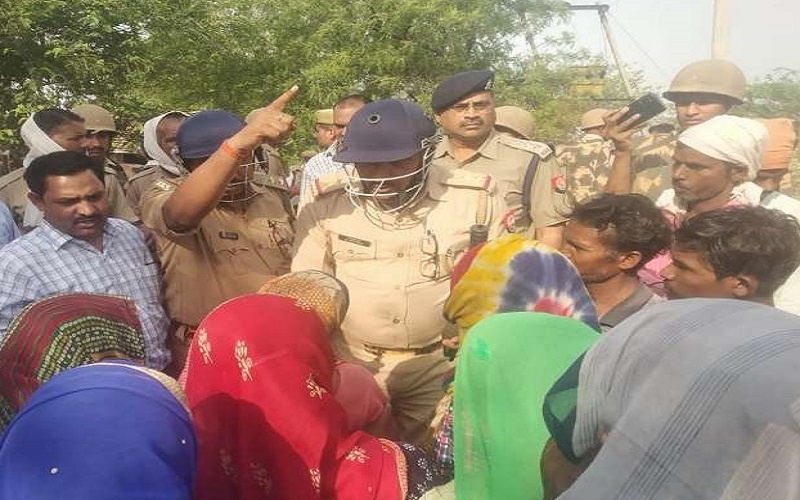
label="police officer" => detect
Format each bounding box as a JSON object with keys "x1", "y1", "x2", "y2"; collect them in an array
[
  {"x1": 557, "y1": 108, "x2": 614, "y2": 203},
  {"x1": 292, "y1": 99, "x2": 505, "y2": 444},
  {"x1": 312, "y1": 108, "x2": 339, "y2": 149},
  {"x1": 430, "y1": 70, "x2": 568, "y2": 249},
  {"x1": 140, "y1": 88, "x2": 297, "y2": 374},
  {"x1": 604, "y1": 59, "x2": 746, "y2": 200},
  {"x1": 71, "y1": 104, "x2": 138, "y2": 221},
  {"x1": 126, "y1": 111, "x2": 189, "y2": 214}
]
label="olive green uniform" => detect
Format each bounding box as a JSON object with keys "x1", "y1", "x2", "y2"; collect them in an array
[{"x1": 556, "y1": 133, "x2": 615, "y2": 204}]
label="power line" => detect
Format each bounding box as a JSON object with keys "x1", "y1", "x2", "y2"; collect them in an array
[{"x1": 606, "y1": 11, "x2": 672, "y2": 82}]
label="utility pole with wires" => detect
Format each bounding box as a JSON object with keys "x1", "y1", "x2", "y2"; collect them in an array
[
  {"x1": 569, "y1": 3, "x2": 633, "y2": 98},
  {"x1": 711, "y1": 0, "x2": 731, "y2": 59}
]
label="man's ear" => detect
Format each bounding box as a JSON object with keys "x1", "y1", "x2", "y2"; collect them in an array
[
  {"x1": 433, "y1": 112, "x2": 442, "y2": 126},
  {"x1": 616, "y1": 251, "x2": 643, "y2": 272},
  {"x1": 725, "y1": 274, "x2": 760, "y2": 300},
  {"x1": 27, "y1": 191, "x2": 45, "y2": 212},
  {"x1": 730, "y1": 164, "x2": 748, "y2": 184}
]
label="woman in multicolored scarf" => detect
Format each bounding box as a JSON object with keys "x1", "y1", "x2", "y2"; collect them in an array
[
  {"x1": 0, "y1": 292, "x2": 147, "y2": 430},
  {"x1": 432, "y1": 233, "x2": 600, "y2": 483}
]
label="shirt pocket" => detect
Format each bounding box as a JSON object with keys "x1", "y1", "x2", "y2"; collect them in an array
[
  {"x1": 330, "y1": 232, "x2": 376, "y2": 262},
  {"x1": 209, "y1": 231, "x2": 268, "y2": 276}
]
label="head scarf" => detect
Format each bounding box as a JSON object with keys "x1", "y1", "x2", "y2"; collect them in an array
[
  {"x1": 758, "y1": 118, "x2": 797, "y2": 170},
  {"x1": 0, "y1": 362, "x2": 196, "y2": 499},
  {"x1": 678, "y1": 115, "x2": 769, "y2": 180},
  {"x1": 184, "y1": 294, "x2": 406, "y2": 500},
  {"x1": 563, "y1": 299, "x2": 800, "y2": 500},
  {"x1": 258, "y1": 270, "x2": 349, "y2": 332},
  {"x1": 445, "y1": 234, "x2": 600, "y2": 340},
  {"x1": 454, "y1": 313, "x2": 599, "y2": 500},
  {"x1": 258, "y1": 272, "x2": 386, "y2": 433},
  {"x1": 143, "y1": 111, "x2": 189, "y2": 176},
  {"x1": 20, "y1": 114, "x2": 66, "y2": 168},
  {"x1": 0, "y1": 293, "x2": 146, "y2": 430}
]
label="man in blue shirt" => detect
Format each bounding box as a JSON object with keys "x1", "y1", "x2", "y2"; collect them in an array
[{"x1": 0, "y1": 151, "x2": 169, "y2": 368}]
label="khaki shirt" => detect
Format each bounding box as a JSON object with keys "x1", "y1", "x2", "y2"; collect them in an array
[
  {"x1": 631, "y1": 132, "x2": 677, "y2": 201},
  {"x1": 0, "y1": 165, "x2": 137, "y2": 229},
  {"x1": 126, "y1": 165, "x2": 175, "y2": 216},
  {"x1": 292, "y1": 164, "x2": 505, "y2": 349},
  {"x1": 140, "y1": 178, "x2": 294, "y2": 326},
  {"x1": 433, "y1": 130, "x2": 569, "y2": 232},
  {"x1": 556, "y1": 134, "x2": 615, "y2": 204}
]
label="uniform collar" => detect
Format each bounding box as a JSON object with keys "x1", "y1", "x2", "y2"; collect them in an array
[{"x1": 434, "y1": 129, "x2": 499, "y2": 163}]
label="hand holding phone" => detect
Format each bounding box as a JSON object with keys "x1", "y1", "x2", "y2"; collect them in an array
[{"x1": 617, "y1": 93, "x2": 666, "y2": 129}]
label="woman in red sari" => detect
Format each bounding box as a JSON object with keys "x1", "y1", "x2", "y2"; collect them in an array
[{"x1": 184, "y1": 291, "x2": 441, "y2": 499}]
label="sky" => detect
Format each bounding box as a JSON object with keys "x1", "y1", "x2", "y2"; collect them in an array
[{"x1": 543, "y1": 0, "x2": 800, "y2": 91}]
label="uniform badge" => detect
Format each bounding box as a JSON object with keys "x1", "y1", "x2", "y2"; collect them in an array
[
  {"x1": 219, "y1": 231, "x2": 239, "y2": 240},
  {"x1": 551, "y1": 175, "x2": 567, "y2": 194},
  {"x1": 338, "y1": 234, "x2": 371, "y2": 247}
]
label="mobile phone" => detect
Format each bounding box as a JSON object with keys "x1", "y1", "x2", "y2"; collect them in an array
[{"x1": 618, "y1": 93, "x2": 666, "y2": 128}]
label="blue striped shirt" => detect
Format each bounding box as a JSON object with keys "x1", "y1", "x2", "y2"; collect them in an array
[
  {"x1": 0, "y1": 203, "x2": 19, "y2": 247},
  {"x1": 0, "y1": 218, "x2": 170, "y2": 368}
]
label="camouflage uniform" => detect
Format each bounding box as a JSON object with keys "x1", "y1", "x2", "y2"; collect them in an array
[
  {"x1": 630, "y1": 132, "x2": 677, "y2": 201},
  {"x1": 557, "y1": 133, "x2": 614, "y2": 204}
]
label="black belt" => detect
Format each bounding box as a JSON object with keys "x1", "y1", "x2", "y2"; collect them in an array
[{"x1": 362, "y1": 341, "x2": 441, "y2": 356}]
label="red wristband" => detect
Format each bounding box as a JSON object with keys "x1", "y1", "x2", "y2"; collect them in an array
[{"x1": 220, "y1": 139, "x2": 251, "y2": 162}]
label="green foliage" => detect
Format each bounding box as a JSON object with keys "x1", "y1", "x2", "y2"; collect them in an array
[{"x1": 738, "y1": 69, "x2": 800, "y2": 121}]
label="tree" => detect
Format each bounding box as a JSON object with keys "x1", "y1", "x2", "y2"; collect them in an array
[{"x1": 2, "y1": 0, "x2": 571, "y2": 163}]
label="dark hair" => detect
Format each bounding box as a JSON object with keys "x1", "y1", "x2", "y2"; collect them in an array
[
  {"x1": 25, "y1": 151, "x2": 105, "y2": 196},
  {"x1": 334, "y1": 94, "x2": 372, "y2": 110},
  {"x1": 674, "y1": 206, "x2": 800, "y2": 296},
  {"x1": 569, "y1": 193, "x2": 672, "y2": 271},
  {"x1": 32, "y1": 108, "x2": 84, "y2": 134}
]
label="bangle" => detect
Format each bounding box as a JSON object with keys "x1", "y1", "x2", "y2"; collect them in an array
[{"x1": 220, "y1": 139, "x2": 251, "y2": 162}]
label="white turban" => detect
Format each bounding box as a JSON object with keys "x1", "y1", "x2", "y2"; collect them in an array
[
  {"x1": 678, "y1": 115, "x2": 769, "y2": 180},
  {"x1": 20, "y1": 114, "x2": 65, "y2": 168},
  {"x1": 142, "y1": 111, "x2": 188, "y2": 176}
]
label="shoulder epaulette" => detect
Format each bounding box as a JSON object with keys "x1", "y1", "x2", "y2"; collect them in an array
[
  {"x1": 0, "y1": 169, "x2": 25, "y2": 189},
  {"x1": 126, "y1": 166, "x2": 158, "y2": 183},
  {"x1": 312, "y1": 169, "x2": 349, "y2": 198},
  {"x1": 153, "y1": 178, "x2": 177, "y2": 192},
  {"x1": 498, "y1": 135, "x2": 553, "y2": 159}
]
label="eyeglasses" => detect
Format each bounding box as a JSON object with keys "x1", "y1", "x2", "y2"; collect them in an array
[
  {"x1": 419, "y1": 230, "x2": 440, "y2": 279},
  {"x1": 449, "y1": 101, "x2": 493, "y2": 113}
]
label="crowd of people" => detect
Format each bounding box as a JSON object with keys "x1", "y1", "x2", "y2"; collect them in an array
[{"x1": 0, "y1": 58, "x2": 799, "y2": 499}]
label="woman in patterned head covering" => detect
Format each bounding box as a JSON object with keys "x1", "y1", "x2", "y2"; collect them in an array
[
  {"x1": 184, "y1": 293, "x2": 445, "y2": 499},
  {"x1": 431, "y1": 234, "x2": 600, "y2": 479},
  {"x1": 0, "y1": 293, "x2": 146, "y2": 430},
  {"x1": 0, "y1": 362, "x2": 196, "y2": 499}
]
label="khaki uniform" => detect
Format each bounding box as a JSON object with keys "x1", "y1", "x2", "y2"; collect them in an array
[
  {"x1": 433, "y1": 130, "x2": 569, "y2": 233},
  {"x1": 140, "y1": 178, "x2": 294, "y2": 328},
  {"x1": 0, "y1": 165, "x2": 136, "y2": 229},
  {"x1": 556, "y1": 134, "x2": 615, "y2": 204},
  {"x1": 631, "y1": 132, "x2": 677, "y2": 201},
  {"x1": 292, "y1": 164, "x2": 505, "y2": 443},
  {"x1": 126, "y1": 165, "x2": 176, "y2": 216}
]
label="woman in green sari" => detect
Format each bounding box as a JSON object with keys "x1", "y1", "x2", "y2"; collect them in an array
[{"x1": 453, "y1": 312, "x2": 599, "y2": 500}]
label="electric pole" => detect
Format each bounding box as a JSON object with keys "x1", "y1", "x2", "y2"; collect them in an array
[
  {"x1": 569, "y1": 4, "x2": 633, "y2": 98},
  {"x1": 711, "y1": 0, "x2": 731, "y2": 59}
]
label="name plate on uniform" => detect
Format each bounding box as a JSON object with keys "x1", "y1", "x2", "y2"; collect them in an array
[
  {"x1": 219, "y1": 231, "x2": 239, "y2": 240},
  {"x1": 338, "y1": 234, "x2": 371, "y2": 247}
]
